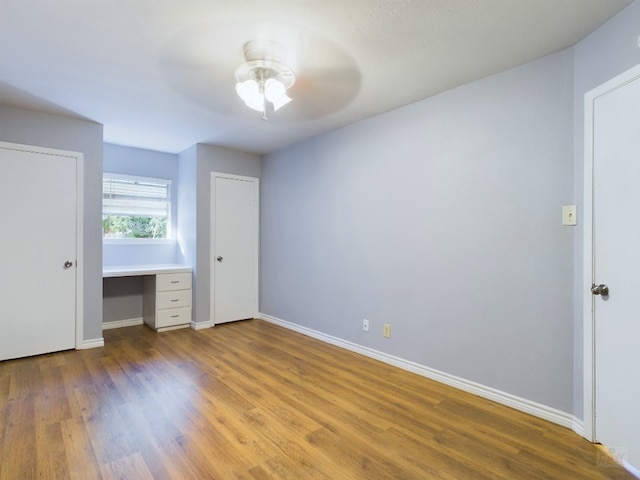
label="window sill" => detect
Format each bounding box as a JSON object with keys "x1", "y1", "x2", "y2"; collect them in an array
[{"x1": 103, "y1": 238, "x2": 175, "y2": 246}]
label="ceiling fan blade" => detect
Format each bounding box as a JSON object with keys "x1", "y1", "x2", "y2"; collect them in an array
[
  {"x1": 159, "y1": 19, "x2": 361, "y2": 121},
  {"x1": 160, "y1": 59, "x2": 244, "y2": 115},
  {"x1": 284, "y1": 67, "x2": 361, "y2": 119}
]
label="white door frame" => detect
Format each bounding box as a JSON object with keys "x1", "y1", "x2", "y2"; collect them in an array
[
  {"x1": 210, "y1": 172, "x2": 259, "y2": 325},
  {"x1": 0, "y1": 141, "x2": 84, "y2": 349},
  {"x1": 582, "y1": 63, "x2": 640, "y2": 442}
]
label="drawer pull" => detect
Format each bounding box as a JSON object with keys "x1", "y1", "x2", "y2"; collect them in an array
[
  {"x1": 171, "y1": 280, "x2": 180, "y2": 284},
  {"x1": 171, "y1": 314, "x2": 180, "y2": 318},
  {"x1": 171, "y1": 299, "x2": 179, "y2": 302}
]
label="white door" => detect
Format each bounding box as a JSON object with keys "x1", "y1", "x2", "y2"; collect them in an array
[
  {"x1": 211, "y1": 174, "x2": 258, "y2": 324},
  {"x1": 0, "y1": 143, "x2": 79, "y2": 361},
  {"x1": 591, "y1": 71, "x2": 640, "y2": 471}
]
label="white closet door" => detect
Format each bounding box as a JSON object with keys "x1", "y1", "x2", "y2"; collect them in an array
[
  {"x1": 211, "y1": 174, "x2": 258, "y2": 324},
  {"x1": 0, "y1": 144, "x2": 78, "y2": 360},
  {"x1": 591, "y1": 73, "x2": 640, "y2": 471}
]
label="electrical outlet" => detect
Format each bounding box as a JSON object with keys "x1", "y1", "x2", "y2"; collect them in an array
[
  {"x1": 362, "y1": 319, "x2": 369, "y2": 332},
  {"x1": 383, "y1": 323, "x2": 391, "y2": 338}
]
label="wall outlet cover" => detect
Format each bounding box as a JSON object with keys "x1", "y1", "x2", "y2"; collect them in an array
[
  {"x1": 562, "y1": 205, "x2": 577, "y2": 226},
  {"x1": 362, "y1": 319, "x2": 369, "y2": 332}
]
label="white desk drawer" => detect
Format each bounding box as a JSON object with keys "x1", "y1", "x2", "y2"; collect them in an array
[
  {"x1": 156, "y1": 306, "x2": 191, "y2": 328},
  {"x1": 157, "y1": 289, "x2": 192, "y2": 309},
  {"x1": 156, "y1": 272, "x2": 192, "y2": 292}
]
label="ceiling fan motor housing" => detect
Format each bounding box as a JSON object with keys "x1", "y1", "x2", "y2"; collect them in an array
[{"x1": 235, "y1": 39, "x2": 296, "y2": 89}]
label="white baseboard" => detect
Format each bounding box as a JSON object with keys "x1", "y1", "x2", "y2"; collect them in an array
[
  {"x1": 572, "y1": 417, "x2": 585, "y2": 437},
  {"x1": 622, "y1": 460, "x2": 640, "y2": 479},
  {"x1": 79, "y1": 338, "x2": 104, "y2": 349},
  {"x1": 191, "y1": 320, "x2": 213, "y2": 330},
  {"x1": 102, "y1": 317, "x2": 144, "y2": 330},
  {"x1": 257, "y1": 313, "x2": 575, "y2": 430}
]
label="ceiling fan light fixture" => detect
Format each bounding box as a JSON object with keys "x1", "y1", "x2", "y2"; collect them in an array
[
  {"x1": 235, "y1": 79, "x2": 264, "y2": 112},
  {"x1": 270, "y1": 93, "x2": 292, "y2": 112},
  {"x1": 264, "y1": 78, "x2": 291, "y2": 111},
  {"x1": 234, "y1": 40, "x2": 295, "y2": 118}
]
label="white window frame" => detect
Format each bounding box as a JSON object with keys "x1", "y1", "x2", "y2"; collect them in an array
[{"x1": 102, "y1": 172, "x2": 173, "y2": 244}]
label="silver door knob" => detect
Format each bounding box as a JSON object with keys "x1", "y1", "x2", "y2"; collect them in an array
[
  {"x1": 591, "y1": 284, "x2": 609, "y2": 296},
  {"x1": 63, "y1": 260, "x2": 74, "y2": 269},
  {"x1": 216, "y1": 256, "x2": 223, "y2": 262}
]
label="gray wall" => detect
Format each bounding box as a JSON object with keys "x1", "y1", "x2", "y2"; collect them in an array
[
  {"x1": 260, "y1": 49, "x2": 575, "y2": 412},
  {"x1": 571, "y1": 0, "x2": 640, "y2": 420},
  {"x1": 0, "y1": 105, "x2": 104, "y2": 341},
  {"x1": 178, "y1": 143, "x2": 260, "y2": 325},
  {"x1": 103, "y1": 276, "x2": 143, "y2": 323}
]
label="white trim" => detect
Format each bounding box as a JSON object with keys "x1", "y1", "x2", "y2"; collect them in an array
[
  {"x1": 102, "y1": 317, "x2": 144, "y2": 330},
  {"x1": 103, "y1": 172, "x2": 170, "y2": 185},
  {"x1": 103, "y1": 238, "x2": 175, "y2": 246},
  {"x1": 622, "y1": 460, "x2": 640, "y2": 479},
  {"x1": 583, "y1": 82, "x2": 596, "y2": 442},
  {"x1": 79, "y1": 338, "x2": 104, "y2": 349},
  {"x1": 0, "y1": 141, "x2": 84, "y2": 353},
  {"x1": 582, "y1": 63, "x2": 640, "y2": 443},
  {"x1": 191, "y1": 321, "x2": 213, "y2": 330},
  {"x1": 572, "y1": 417, "x2": 585, "y2": 437},
  {"x1": 258, "y1": 313, "x2": 575, "y2": 429},
  {"x1": 76, "y1": 152, "x2": 84, "y2": 351},
  {"x1": 210, "y1": 172, "x2": 260, "y2": 326}
]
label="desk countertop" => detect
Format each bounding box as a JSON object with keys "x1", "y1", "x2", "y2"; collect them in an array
[{"x1": 103, "y1": 264, "x2": 192, "y2": 278}]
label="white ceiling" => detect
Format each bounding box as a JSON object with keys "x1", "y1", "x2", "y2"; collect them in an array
[{"x1": 0, "y1": 0, "x2": 633, "y2": 155}]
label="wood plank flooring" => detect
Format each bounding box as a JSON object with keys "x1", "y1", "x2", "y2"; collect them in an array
[{"x1": 0, "y1": 319, "x2": 634, "y2": 479}]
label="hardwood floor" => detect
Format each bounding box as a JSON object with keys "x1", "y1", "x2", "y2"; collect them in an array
[{"x1": 0, "y1": 319, "x2": 633, "y2": 479}]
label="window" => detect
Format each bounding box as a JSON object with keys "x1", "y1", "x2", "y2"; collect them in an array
[{"x1": 103, "y1": 173, "x2": 171, "y2": 239}]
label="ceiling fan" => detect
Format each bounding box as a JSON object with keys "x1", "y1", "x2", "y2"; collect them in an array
[
  {"x1": 234, "y1": 39, "x2": 297, "y2": 120},
  {"x1": 160, "y1": 20, "x2": 361, "y2": 122}
]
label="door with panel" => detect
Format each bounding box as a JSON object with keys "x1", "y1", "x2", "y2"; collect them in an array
[
  {"x1": 591, "y1": 69, "x2": 640, "y2": 472},
  {"x1": 211, "y1": 173, "x2": 259, "y2": 324},
  {"x1": 0, "y1": 142, "x2": 80, "y2": 361}
]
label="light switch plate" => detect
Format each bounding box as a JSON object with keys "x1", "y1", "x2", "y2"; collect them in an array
[{"x1": 562, "y1": 205, "x2": 577, "y2": 226}]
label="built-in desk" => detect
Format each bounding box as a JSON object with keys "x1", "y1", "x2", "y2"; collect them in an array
[{"x1": 103, "y1": 264, "x2": 192, "y2": 332}]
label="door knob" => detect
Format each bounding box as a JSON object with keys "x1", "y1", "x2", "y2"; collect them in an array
[
  {"x1": 216, "y1": 256, "x2": 223, "y2": 262},
  {"x1": 591, "y1": 284, "x2": 609, "y2": 296},
  {"x1": 63, "y1": 260, "x2": 74, "y2": 269}
]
